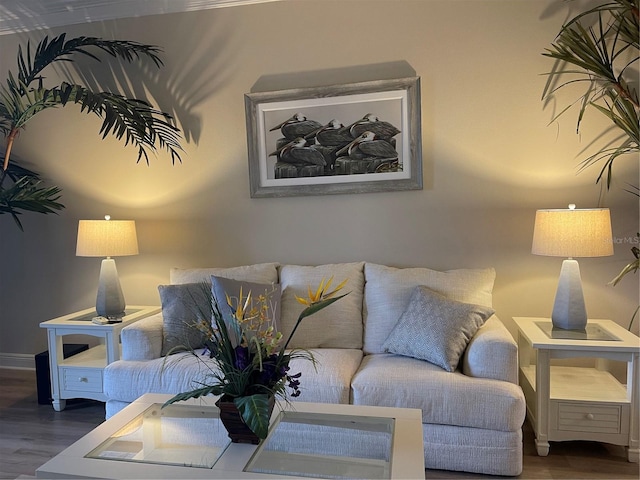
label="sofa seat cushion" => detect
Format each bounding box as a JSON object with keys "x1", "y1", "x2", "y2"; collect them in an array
[
  {"x1": 363, "y1": 263, "x2": 496, "y2": 354},
  {"x1": 104, "y1": 347, "x2": 363, "y2": 406},
  {"x1": 351, "y1": 354, "x2": 525, "y2": 432},
  {"x1": 104, "y1": 350, "x2": 218, "y2": 403},
  {"x1": 279, "y1": 263, "x2": 365, "y2": 349},
  {"x1": 287, "y1": 349, "x2": 363, "y2": 404}
]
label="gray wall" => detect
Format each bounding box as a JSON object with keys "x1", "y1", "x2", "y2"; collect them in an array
[{"x1": 1, "y1": 0, "x2": 638, "y2": 364}]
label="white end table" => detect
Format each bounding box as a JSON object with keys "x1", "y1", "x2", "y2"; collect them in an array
[
  {"x1": 39, "y1": 306, "x2": 160, "y2": 411},
  {"x1": 514, "y1": 317, "x2": 639, "y2": 462}
]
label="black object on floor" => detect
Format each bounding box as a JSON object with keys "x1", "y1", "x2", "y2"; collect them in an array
[{"x1": 34, "y1": 344, "x2": 89, "y2": 405}]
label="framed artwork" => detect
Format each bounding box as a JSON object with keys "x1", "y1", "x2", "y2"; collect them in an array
[{"x1": 244, "y1": 77, "x2": 422, "y2": 197}]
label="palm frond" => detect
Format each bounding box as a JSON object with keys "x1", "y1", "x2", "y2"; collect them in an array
[
  {"x1": 0, "y1": 33, "x2": 183, "y2": 164},
  {"x1": 542, "y1": 0, "x2": 639, "y2": 191},
  {"x1": 43, "y1": 83, "x2": 183, "y2": 164},
  {"x1": 0, "y1": 176, "x2": 64, "y2": 230},
  {"x1": 16, "y1": 34, "x2": 163, "y2": 90},
  {"x1": 0, "y1": 33, "x2": 185, "y2": 227}
]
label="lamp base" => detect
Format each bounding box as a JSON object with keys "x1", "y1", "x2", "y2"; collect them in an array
[
  {"x1": 96, "y1": 258, "x2": 126, "y2": 319},
  {"x1": 551, "y1": 259, "x2": 587, "y2": 331}
]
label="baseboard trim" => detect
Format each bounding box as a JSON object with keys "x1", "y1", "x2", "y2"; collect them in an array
[{"x1": 0, "y1": 352, "x2": 35, "y2": 370}]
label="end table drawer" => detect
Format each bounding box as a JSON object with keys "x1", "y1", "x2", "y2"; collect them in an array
[
  {"x1": 62, "y1": 368, "x2": 103, "y2": 393},
  {"x1": 557, "y1": 403, "x2": 621, "y2": 434}
]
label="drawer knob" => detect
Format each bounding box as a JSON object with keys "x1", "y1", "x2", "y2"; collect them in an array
[
  {"x1": 79, "y1": 377, "x2": 88, "y2": 382},
  {"x1": 586, "y1": 413, "x2": 595, "y2": 420}
]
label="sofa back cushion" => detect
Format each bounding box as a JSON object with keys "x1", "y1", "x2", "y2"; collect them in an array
[
  {"x1": 279, "y1": 262, "x2": 365, "y2": 349},
  {"x1": 363, "y1": 263, "x2": 496, "y2": 355},
  {"x1": 170, "y1": 263, "x2": 280, "y2": 285},
  {"x1": 211, "y1": 275, "x2": 281, "y2": 335}
]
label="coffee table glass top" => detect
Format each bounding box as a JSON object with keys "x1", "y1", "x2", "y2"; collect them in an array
[
  {"x1": 246, "y1": 410, "x2": 394, "y2": 479},
  {"x1": 85, "y1": 402, "x2": 396, "y2": 478},
  {"x1": 86, "y1": 403, "x2": 231, "y2": 468}
]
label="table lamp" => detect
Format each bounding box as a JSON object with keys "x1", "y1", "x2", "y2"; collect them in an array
[
  {"x1": 76, "y1": 216, "x2": 139, "y2": 320},
  {"x1": 531, "y1": 204, "x2": 613, "y2": 331}
]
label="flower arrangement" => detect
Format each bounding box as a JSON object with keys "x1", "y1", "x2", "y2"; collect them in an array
[{"x1": 163, "y1": 277, "x2": 349, "y2": 440}]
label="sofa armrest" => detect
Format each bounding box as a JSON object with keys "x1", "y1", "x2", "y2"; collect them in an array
[
  {"x1": 121, "y1": 313, "x2": 164, "y2": 361},
  {"x1": 462, "y1": 315, "x2": 518, "y2": 384}
]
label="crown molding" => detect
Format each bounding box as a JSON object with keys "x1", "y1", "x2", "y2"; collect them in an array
[{"x1": 0, "y1": 0, "x2": 279, "y2": 36}]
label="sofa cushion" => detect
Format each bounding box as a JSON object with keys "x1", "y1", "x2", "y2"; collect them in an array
[
  {"x1": 158, "y1": 283, "x2": 211, "y2": 356},
  {"x1": 351, "y1": 353, "x2": 525, "y2": 432},
  {"x1": 170, "y1": 263, "x2": 279, "y2": 285},
  {"x1": 382, "y1": 286, "x2": 495, "y2": 372},
  {"x1": 287, "y1": 348, "x2": 363, "y2": 404},
  {"x1": 104, "y1": 349, "x2": 219, "y2": 403},
  {"x1": 363, "y1": 263, "x2": 496, "y2": 354},
  {"x1": 211, "y1": 276, "x2": 281, "y2": 333},
  {"x1": 103, "y1": 348, "x2": 362, "y2": 407},
  {"x1": 278, "y1": 263, "x2": 365, "y2": 349}
]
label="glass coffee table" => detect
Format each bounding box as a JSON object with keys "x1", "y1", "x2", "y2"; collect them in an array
[{"x1": 36, "y1": 393, "x2": 424, "y2": 479}]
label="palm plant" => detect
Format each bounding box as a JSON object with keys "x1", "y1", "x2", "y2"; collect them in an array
[
  {"x1": 542, "y1": 0, "x2": 639, "y2": 192},
  {"x1": 0, "y1": 34, "x2": 184, "y2": 230},
  {"x1": 542, "y1": 1, "x2": 639, "y2": 327}
]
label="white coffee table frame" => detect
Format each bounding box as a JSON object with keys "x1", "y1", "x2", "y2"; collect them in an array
[{"x1": 36, "y1": 393, "x2": 425, "y2": 479}]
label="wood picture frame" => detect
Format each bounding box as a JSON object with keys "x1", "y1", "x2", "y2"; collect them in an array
[{"x1": 244, "y1": 77, "x2": 422, "y2": 197}]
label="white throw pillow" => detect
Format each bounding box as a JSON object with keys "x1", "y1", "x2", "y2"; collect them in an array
[
  {"x1": 278, "y1": 262, "x2": 365, "y2": 349},
  {"x1": 363, "y1": 263, "x2": 496, "y2": 354},
  {"x1": 382, "y1": 285, "x2": 495, "y2": 372}
]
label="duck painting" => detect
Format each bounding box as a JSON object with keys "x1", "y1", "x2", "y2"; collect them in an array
[
  {"x1": 304, "y1": 119, "x2": 352, "y2": 146},
  {"x1": 336, "y1": 131, "x2": 398, "y2": 159},
  {"x1": 269, "y1": 113, "x2": 323, "y2": 140},
  {"x1": 269, "y1": 137, "x2": 326, "y2": 166},
  {"x1": 345, "y1": 113, "x2": 401, "y2": 141}
]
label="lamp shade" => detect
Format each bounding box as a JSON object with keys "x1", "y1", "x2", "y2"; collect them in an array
[
  {"x1": 531, "y1": 207, "x2": 613, "y2": 258},
  {"x1": 76, "y1": 219, "x2": 138, "y2": 257}
]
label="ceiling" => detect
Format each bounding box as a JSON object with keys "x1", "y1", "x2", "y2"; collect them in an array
[{"x1": 0, "y1": 0, "x2": 278, "y2": 35}]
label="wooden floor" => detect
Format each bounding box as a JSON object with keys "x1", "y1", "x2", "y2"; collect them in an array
[{"x1": 0, "y1": 368, "x2": 638, "y2": 479}]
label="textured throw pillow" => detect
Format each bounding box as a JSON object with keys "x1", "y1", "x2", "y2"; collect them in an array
[
  {"x1": 211, "y1": 276, "x2": 281, "y2": 333},
  {"x1": 382, "y1": 285, "x2": 495, "y2": 372},
  {"x1": 158, "y1": 283, "x2": 212, "y2": 356}
]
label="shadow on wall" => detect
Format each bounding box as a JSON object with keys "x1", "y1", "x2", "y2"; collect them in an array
[{"x1": 250, "y1": 60, "x2": 417, "y2": 93}]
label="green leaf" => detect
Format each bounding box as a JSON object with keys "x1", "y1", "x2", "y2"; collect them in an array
[
  {"x1": 162, "y1": 385, "x2": 224, "y2": 408},
  {"x1": 234, "y1": 394, "x2": 272, "y2": 439}
]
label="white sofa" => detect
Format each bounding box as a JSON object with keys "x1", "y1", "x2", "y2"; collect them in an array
[{"x1": 103, "y1": 262, "x2": 526, "y2": 476}]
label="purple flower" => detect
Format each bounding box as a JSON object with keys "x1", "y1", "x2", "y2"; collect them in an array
[
  {"x1": 287, "y1": 372, "x2": 302, "y2": 397},
  {"x1": 256, "y1": 354, "x2": 286, "y2": 386},
  {"x1": 234, "y1": 346, "x2": 250, "y2": 370}
]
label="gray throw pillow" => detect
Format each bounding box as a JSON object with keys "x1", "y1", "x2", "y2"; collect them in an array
[
  {"x1": 158, "y1": 283, "x2": 212, "y2": 356},
  {"x1": 382, "y1": 285, "x2": 495, "y2": 372},
  {"x1": 211, "y1": 276, "x2": 281, "y2": 333}
]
